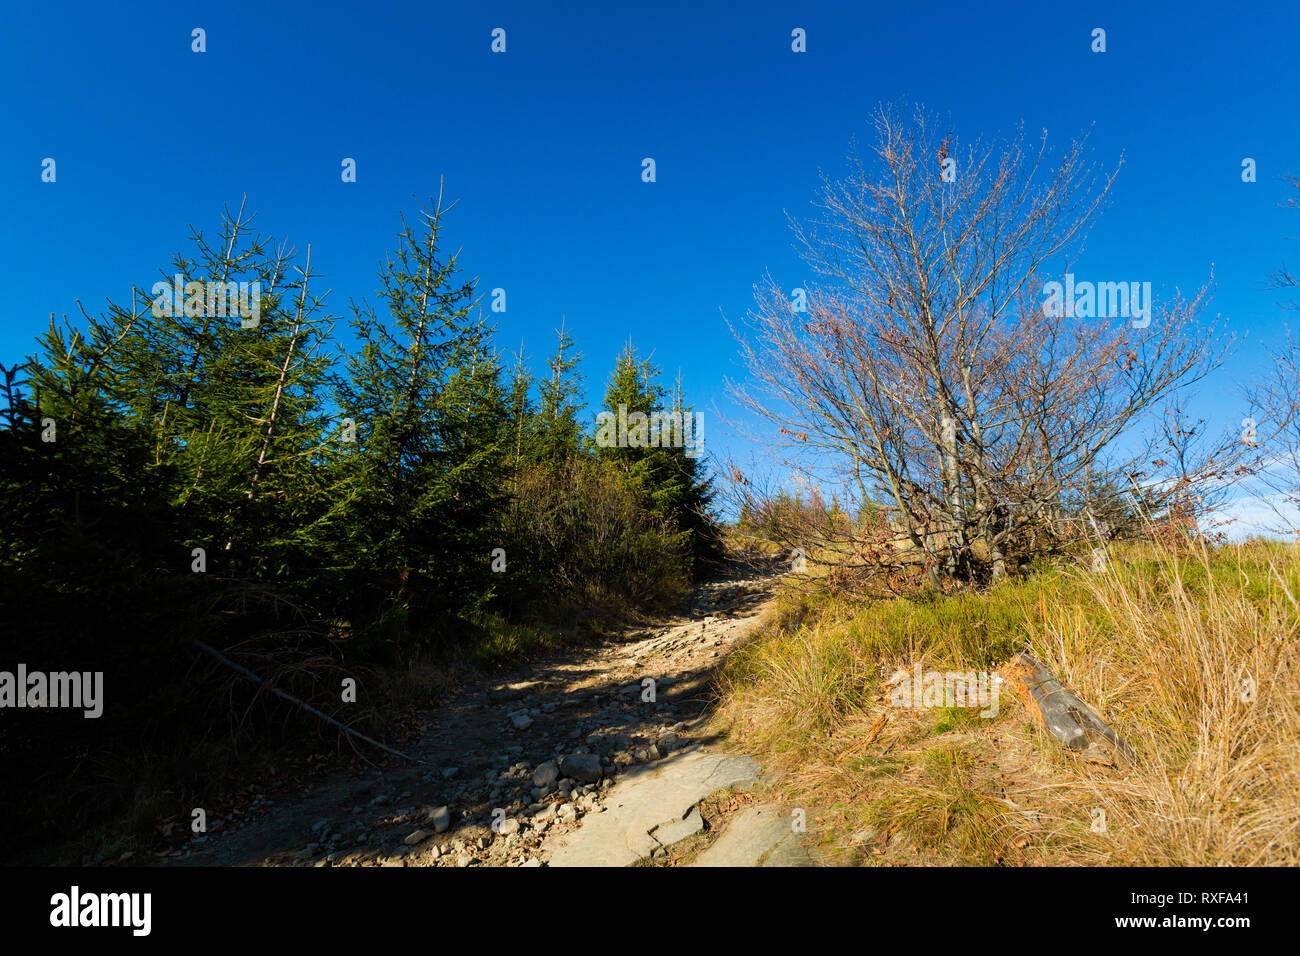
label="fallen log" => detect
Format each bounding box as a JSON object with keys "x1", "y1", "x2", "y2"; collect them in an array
[
  {"x1": 1003, "y1": 651, "x2": 1137, "y2": 766},
  {"x1": 195, "y1": 641, "x2": 425, "y2": 765}
]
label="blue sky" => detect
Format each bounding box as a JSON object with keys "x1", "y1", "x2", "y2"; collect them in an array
[{"x1": 3, "y1": 0, "x2": 1298, "y2": 524}]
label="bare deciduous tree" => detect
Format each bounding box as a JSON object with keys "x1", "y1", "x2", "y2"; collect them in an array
[
  {"x1": 1268, "y1": 174, "x2": 1300, "y2": 312},
  {"x1": 1247, "y1": 335, "x2": 1300, "y2": 536},
  {"x1": 1239, "y1": 175, "x2": 1300, "y2": 536},
  {"x1": 729, "y1": 103, "x2": 1226, "y2": 586}
]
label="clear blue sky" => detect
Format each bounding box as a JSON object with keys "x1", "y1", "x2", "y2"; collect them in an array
[{"x1": 3, "y1": 0, "x2": 1298, "y2": 521}]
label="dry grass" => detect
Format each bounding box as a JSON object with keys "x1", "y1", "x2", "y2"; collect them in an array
[
  {"x1": 713, "y1": 538, "x2": 1300, "y2": 866},
  {"x1": 1027, "y1": 539, "x2": 1300, "y2": 865}
]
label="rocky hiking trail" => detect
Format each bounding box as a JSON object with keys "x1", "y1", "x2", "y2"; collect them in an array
[{"x1": 174, "y1": 557, "x2": 818, "y2": 868}]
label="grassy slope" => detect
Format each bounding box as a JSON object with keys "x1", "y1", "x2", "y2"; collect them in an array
[{"x1": 711, "y1": 540, "x2": 1300, "y2": 865}]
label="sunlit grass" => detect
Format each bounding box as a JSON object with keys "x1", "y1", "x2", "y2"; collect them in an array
[{"x1": 715, "y1": 537, "x2": 1300, "y2": 865}]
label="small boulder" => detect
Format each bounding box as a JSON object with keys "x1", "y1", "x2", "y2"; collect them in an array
[
  {"x1": 425, "y1": 806, "x2": 452, "y2": 833},
  {"x1": 531, "y1": 761, "x2": 559, "y2": 788},
  {"x1": 558, "y1": 753, "x2": 603, "y2": 784}
]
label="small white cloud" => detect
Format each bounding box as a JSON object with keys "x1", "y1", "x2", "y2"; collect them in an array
[{"x1": 1215, "y1": 492, "x2": 1300, "y2": 540}]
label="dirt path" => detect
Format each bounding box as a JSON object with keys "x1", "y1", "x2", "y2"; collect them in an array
[{"x1": 173, "y1": 557, "x2": 804, "y2": 867}]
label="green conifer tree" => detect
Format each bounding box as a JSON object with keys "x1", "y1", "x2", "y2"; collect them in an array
[{"x1": 333, "y1": 188, "x2": 506, "y2": 639}]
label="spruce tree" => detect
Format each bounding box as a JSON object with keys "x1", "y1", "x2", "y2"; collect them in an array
[
  {"x1": 334, "y1": 188, "x2": 504, "y2": 639},
  {"x1": 504, "y1": 346, "x2": 537, "y2": 469},
  {"x1": 596, "y1": 344, "x2": 721, "y2": 575},
  {"x1": 103, "y1": 203, "x2": 338, "y2": 586},
  {"x1": 536, "y1": 321, "x2": 585, "y2": 462}
]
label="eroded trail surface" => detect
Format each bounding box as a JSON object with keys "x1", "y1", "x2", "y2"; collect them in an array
[{"x1": 176, "y1": 558, "x2": 814, "y2": 867}]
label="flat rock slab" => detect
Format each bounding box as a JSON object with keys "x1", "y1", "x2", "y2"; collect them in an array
[
  {"x1": 691, "y1": 805, "x2": 815, "y2": 867},
  {"x1": 546, "y1": 750, "x2": 760, "y2": 867},
  {"x1": 652, "y1": 806, "x2": 703, "y2": 847}
]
